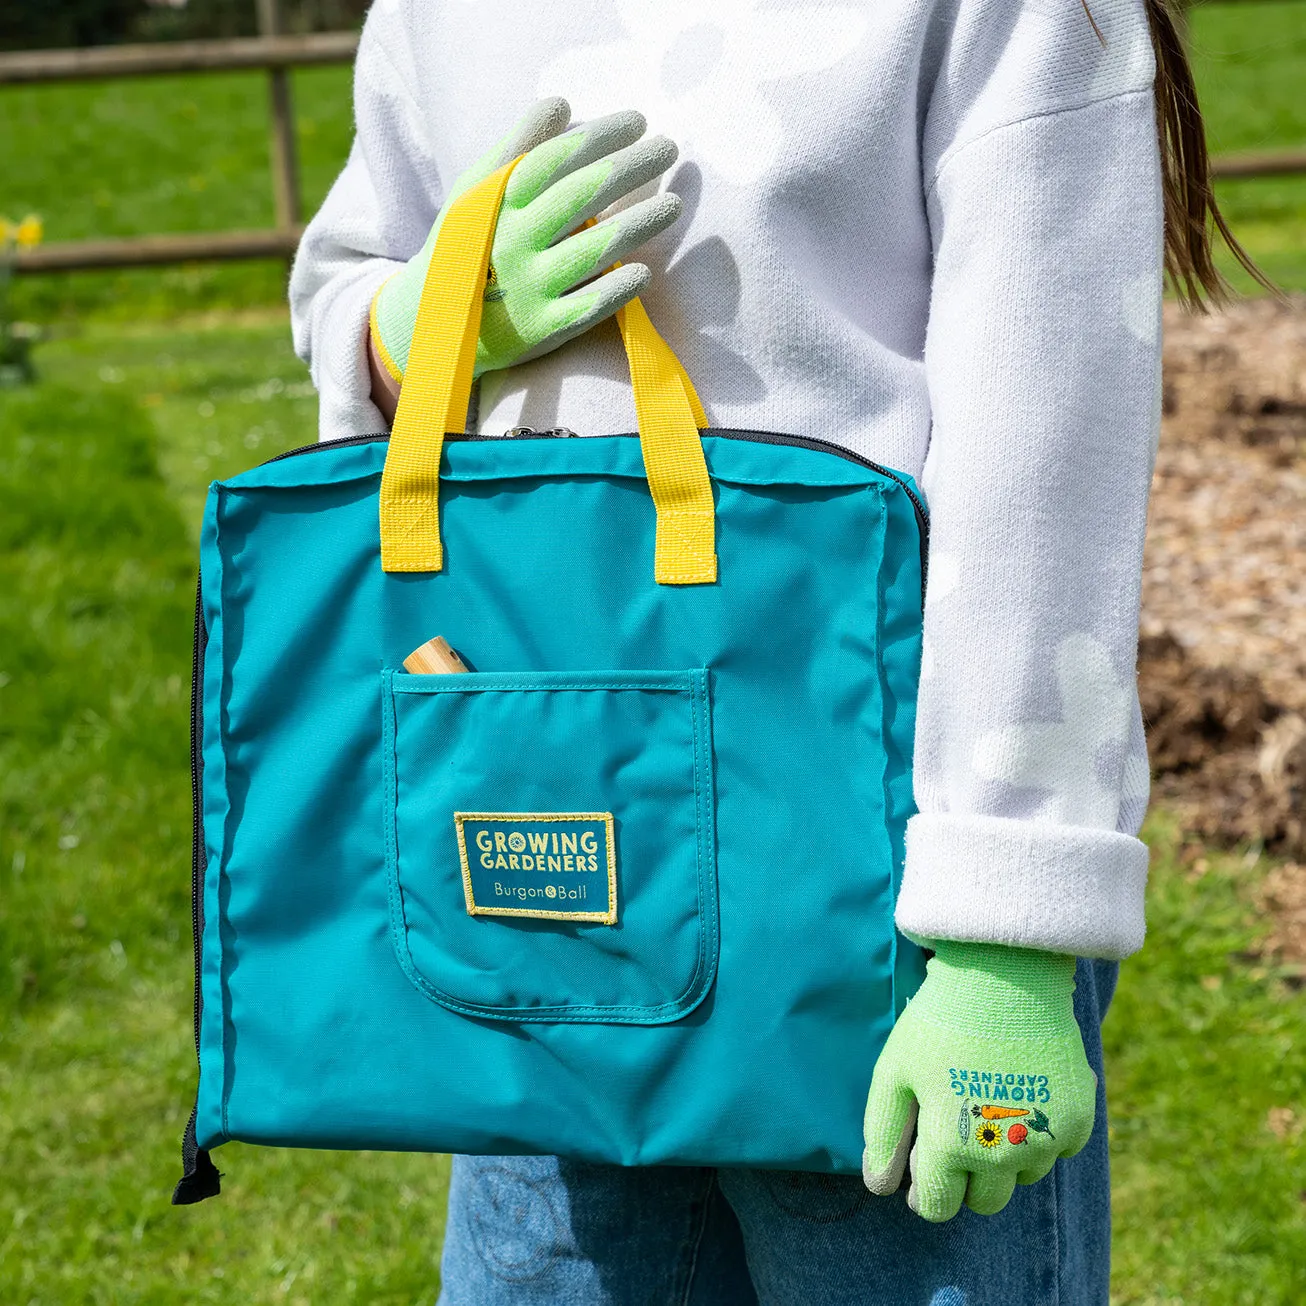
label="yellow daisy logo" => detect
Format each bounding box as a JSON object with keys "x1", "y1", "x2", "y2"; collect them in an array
[{"x1": 976, "y1": 1121, "x2": 1003, "y2": 1148}]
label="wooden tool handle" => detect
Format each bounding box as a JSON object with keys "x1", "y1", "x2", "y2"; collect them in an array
[{"x1": 403, "y1": 636, "x2": 469, "y2": 674}]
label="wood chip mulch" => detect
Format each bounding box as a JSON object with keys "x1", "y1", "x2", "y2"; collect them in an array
[{"x1": 1139, "y1": 296, "x2": 1306, "y2": 961}]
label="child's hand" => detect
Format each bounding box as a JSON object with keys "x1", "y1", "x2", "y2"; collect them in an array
[
  {"x1": 861, "y1": 941, "x2": 1097, "y2": 1221},
  {"x1": 371, "y1": 96, "x2": 683, "y2": 387}
]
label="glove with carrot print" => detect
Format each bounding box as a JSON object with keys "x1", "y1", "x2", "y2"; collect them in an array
[
  {"x1": 861, "y1": 941, "x2": 1097, "y2": 1221},
  {"x1": 371, "y1": 96, "x2": 682, "y2": 385}
]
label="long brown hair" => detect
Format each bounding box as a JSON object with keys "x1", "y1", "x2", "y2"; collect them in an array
[{"x1": 1086, "y1": 0, "x2": 1275, "y2": 309}]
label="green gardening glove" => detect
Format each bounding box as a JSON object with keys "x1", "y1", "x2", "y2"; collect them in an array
[
  {"x1": 371, "y1": 96, "x2": 682, "y2": 383},
  {"x1": 861, "y1": 941, "x2": 1097, "y2": 1221}
]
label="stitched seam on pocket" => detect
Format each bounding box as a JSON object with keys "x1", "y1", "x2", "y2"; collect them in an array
[
  {"x1": 384, "y1": 672, "x2": 720, "y2": 1025},
  {"x1": 392, "y1": 674, "x2": 694, "y2": 695},
  {"x1": 688, "y1": 668, "x2": 719, "y2": 1020}
]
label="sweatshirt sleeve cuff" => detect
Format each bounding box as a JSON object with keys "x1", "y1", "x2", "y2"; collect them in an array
[{"x1": 895, "y1": 812, "x2": 1149, "y2": 960}]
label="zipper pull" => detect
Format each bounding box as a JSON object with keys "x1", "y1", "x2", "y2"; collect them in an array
[
  {"x1": 504, "y1": 426, "x2": 537, "y2": 438},
  {"x1": 545, "y1": 427, "x2": 578, "y2": 438}
]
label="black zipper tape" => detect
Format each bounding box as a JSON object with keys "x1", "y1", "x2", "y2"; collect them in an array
[
  {"x1": 173, "y1": 424, "x2": 928, "y2": 1203},
  {"x1": 701, "y1": 427, "x2": 930, "y2": 595},
  {"x1": 263, "y1": 427, "x2": 930, "y2": 592},
  {"x1": 173, "y1": 576, "x2": 221, "y2": 1204}
]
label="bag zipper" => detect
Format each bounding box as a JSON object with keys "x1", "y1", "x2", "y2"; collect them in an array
[
  {"x1": 473, "y1": 426, "x2": 930, "y2": 589},
  {"x1": 174, "y1": 421, "x2": 928, "y2": 1202},
  {"x1": 262, "y1": 429, "x2": 392, "y2": 463},
  {"x1": 189, "y1": 577, "x2": 204, "y2": 1066},
  {"x1": 260, "y1": 427, "x2": 929, "y2": 574},
  {"x1": 173, "y1": 576, "x2": 220, "y2": 1204},
  {"x1": 704, "y1": 427, "x2": 928, "y2": 550}
]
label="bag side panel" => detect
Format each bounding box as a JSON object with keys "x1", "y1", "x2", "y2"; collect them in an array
[
  {"x1": 197, "y1": 486, "x2": 229, "y2": 1150},
  {"x1": 210, "y1": 476, "x2": 412, "y2": 1148},
  {"x1": 878, "y1": 481, "x2": 929, "y2": 1015}
]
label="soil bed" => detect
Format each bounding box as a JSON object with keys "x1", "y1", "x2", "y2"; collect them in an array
[{"x1": 1140, "y1": 297, "x2": 1305, "y2": 960}]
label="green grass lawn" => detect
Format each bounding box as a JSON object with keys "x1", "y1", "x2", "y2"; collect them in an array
[
  {"x1": 1, "y1": 64, "x2": 354, "y2": 322},
  {"x1": 0, "y1": 323, "x2": 453, "y2": 1304},
  {"x1": 1190, "y1": 0, "x2": 1306, "y2": 292},
  {"x1": 1, "y1": 318, "x2": 1303, "y2": 1302}
]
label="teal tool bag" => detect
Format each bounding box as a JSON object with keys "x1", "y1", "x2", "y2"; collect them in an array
[{"x1": 173, "y1": 161, "x2": 929, "y2": 1204}]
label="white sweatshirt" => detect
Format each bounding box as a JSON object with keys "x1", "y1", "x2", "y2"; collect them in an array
[{"x1": 290, "y1": 0, "x2": 1162, "y2": 961}]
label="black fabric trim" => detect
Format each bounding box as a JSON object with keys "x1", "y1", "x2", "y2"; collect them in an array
[
  {"x1": 173, "y1": 576, "x2": 222, "y2": 1205},
  {"x1": 172, "y1": 1107, "x2": 221, "y2": 1205}
]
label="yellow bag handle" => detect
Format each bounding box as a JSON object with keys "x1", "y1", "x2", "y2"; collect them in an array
[{"x1": 379, "y1": 158, "x2": 717, "y2": 585}]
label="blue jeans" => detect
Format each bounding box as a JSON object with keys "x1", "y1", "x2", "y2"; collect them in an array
[{"x1": 438, "y1": 959, "x2": 1116, "y2": 1306}]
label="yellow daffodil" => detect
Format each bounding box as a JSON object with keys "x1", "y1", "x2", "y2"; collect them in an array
[{"x1": 15, "y1": 215, "x2": 42, "y2": 249}]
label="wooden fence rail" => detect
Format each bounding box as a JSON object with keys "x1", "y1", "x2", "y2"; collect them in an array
[
  {"x1": 3, "y1": 0, "x2": 1304, "y2": 276},
  {"x1": 4, "y1": 0, "x2": 354, "y2": 275},
  {"x1": 0, "y1": 32, "x2": 357, "y2": 85},
  {"x1": 1212, "y1": 150, "x2": 1306, "y2": 180},
  {"x1": 13, "y1": 229, "x2": 304, "y2": 273}
]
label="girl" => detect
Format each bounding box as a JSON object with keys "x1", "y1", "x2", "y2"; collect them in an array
[{"x1": 289, "y1": 2, "x2": 1260, "y2": 1301}]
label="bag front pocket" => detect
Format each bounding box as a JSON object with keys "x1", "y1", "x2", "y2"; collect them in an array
[{"x1": 382, "y1": 668, "x2": 718, "y2": 1024}]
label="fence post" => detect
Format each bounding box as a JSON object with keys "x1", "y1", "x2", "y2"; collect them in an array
[{"x1": 257, "y1": 0, "x2": 302, "y2": 244}]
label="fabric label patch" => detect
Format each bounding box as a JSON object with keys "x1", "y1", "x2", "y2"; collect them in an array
[{"x1": 453, "y1": 812, "x2": 617, "y2": 924}]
